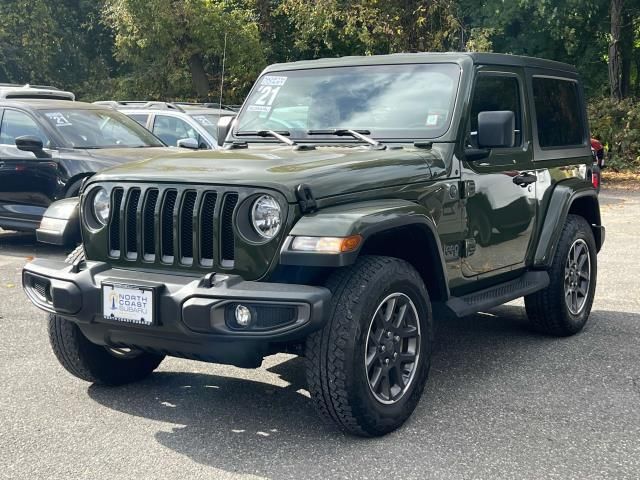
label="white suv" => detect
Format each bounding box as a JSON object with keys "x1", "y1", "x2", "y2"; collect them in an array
[
  {"x1": 0, "y1": 83, "x2": 75, "y2": 101},
  {"x1": 95, "y1": 101, "x2": 236, "y2": 150}
]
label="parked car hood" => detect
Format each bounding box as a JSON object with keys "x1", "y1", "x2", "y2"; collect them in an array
[
  {"x1": 89, "y1": 145, "x2": 446, "y2": 202},
  {"x1": 82, "y1": 147, "x2": 183, "y2": 167}
]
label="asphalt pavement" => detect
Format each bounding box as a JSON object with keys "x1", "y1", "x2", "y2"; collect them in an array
[{"x1": 1, "y1": 188, "x2": 639, "y2": 479}]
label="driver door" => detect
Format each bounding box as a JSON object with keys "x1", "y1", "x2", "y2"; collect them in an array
[{"x1": 0, "y1": 108, "x2": 58, "y2": 228}]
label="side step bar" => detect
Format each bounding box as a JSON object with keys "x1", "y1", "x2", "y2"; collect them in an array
[{"x1": 445, "y1": 271, "x2": 550, "y2": 318}]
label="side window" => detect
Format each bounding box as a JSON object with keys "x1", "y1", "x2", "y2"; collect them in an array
[
  {"x1": 533, "y1": 77, "x2": 584, "y2": 148},
  {"x1": 0, "y1": 110, "x2": 49, "y2": 147},
  {"x1": 469, "y1": 75, "x2": 522, "y2": 148},
  {"x1": 128, "y1": 114, "x2": 149, "y2": 127},
  {"x1": 152, "y1": 115, "x2": 200, "y2": 147}
]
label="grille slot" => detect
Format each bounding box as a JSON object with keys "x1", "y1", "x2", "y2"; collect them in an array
[
  {"x1": 220, "y1": 193, "x2": 238, "y2": 266},
  {"x1": 161, "y1": 190, "x2": 178, "y2": 261},
  {"x1": 105, "y1": 186, "x2": 251, "y2": 270},
  {"x1": 199, "y1": 192, "x2": 217, "y2": 266},
  {"x1": 109, "y1": 188, "x2": 124, "y2": 254},
  {"x1": 125, "y1": 188, "x2": 141, "y2": 258},
  {"x1": 180, "y1": 191, "x2": 197, "y2": 263},
  {"x1": 143, "y1": 189, "x2": 159, "y2": 258}
]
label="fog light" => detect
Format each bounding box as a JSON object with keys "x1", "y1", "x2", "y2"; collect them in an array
[{"x1": 235, "y1": 304, "x2": 252, "y2": 327}]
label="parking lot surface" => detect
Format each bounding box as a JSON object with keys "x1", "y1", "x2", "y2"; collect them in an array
[{"x1": 1, "y1": 188, "x2": 639, "y2": 480}]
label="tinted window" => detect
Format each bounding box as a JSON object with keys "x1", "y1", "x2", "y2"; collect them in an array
[
  {"x1": 128, "y1": 114, "x2": 149, "y2": 127},
  {"x1": 237, "y1": 64, "x2": 461, "y2": 140},
  {"x1": 153, "y1": 115, "x2": 204, "y2": 147},
  {"x1": 533, "y1": 77, "x2": 584, "y2": 148},
  {"x1": 0, "y1": 110, "x2": 49, "y2": 146},
  {"x1": 470, "y1": 75, "x2": 522, "y2": 147},
  {"x1": 40, "y1": 109, "x2": 164, "y2": 149}
]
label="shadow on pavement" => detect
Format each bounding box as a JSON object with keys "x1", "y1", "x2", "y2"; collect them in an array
[{"x1": 85, "y1": 304, "x2": 634, "y2": 479}]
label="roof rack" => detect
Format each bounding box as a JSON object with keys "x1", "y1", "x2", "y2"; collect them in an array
[
  {"x1": 0, "y1": 83, "x2": 62, "y2": 91},
  {"x1": 94, "y1": 100, "x2": 239, "y2": 113}
]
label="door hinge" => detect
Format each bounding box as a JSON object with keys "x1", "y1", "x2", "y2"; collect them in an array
[
  {"x1": 459, "y1": 180, "x2": 476, "y2": 199},
  {"x1": 462, "y1": 238, "x2": 477, "y2": 258}
]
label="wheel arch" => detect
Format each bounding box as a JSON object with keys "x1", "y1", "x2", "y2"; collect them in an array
[
  {"x1": 280, "y1": 199, "x2": 450, "y2": 301},
  {"x1": 534, "y1": 181, "x2": 604, "y2": 268}
]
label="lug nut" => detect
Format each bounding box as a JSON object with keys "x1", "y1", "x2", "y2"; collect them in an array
[
  {"x1": 385, "y1": 358, "x2": 390, "y2": 365},
  {"x1": 393, "y1": 353, "x2": 398, "y2": 359},
  {"x1": 380, "y1": 345, "x2": 386, "y2": 352},
  {"x1": 394, "y1": 335, "x2": 400, "y2": 342},
  {"x1": 386, "y1": 331, "x2": 393, "y2": 338}
]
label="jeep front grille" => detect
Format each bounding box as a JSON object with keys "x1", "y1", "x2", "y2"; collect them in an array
[{"x1": 108, "y1": 186, "x2": 239, "y2": 268}]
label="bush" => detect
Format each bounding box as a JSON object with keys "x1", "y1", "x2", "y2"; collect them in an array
[{"x1": 588, "y1": 97, "x2": 640, "y2": 172}]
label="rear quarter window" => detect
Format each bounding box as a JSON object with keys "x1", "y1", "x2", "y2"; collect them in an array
[{"x1": 533, "y1": 77, "x2": 585, "y2": 148}]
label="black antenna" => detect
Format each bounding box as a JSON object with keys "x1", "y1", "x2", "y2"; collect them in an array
[{"x1": 218, "y1": 32, "x2": 228, "y2": 125}]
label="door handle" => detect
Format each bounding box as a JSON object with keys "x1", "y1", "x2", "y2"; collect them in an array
[{"x1": 513, "y1": 172, "x2": 537, "y2": 187}]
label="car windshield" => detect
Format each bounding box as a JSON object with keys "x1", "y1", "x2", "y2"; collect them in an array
[
  {"x1": 189, "y1": 113, "x2": 232, "y2": 140},
  {"x1": 236, "y1": 63, "x2": 461, "y2": 141},
  {"x1": 40, "y1": 109, "x2": 165, "y2": 148}
]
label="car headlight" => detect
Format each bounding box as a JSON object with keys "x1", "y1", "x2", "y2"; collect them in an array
[
  {"x1": 92, "y1": 187, "x2": 110, "y2": 226},
  {"x1": 251, "y1": 195, "x2": 281, "y2": 239}
]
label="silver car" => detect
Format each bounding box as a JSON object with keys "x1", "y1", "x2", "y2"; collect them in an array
[{"x1": 95, "y1": 101, "x2": 236, "y2": 150}]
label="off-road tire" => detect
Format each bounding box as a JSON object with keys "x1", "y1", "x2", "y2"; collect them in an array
[
  {"x1": 47, "y1": 246, "x2": 164, "y2": 385},
  {"x1": 525, "y1": 214, "x2": 597, "y2": 336},
  {"x1": 305, "y1": 255, "x2": 433, "y2": 437}
]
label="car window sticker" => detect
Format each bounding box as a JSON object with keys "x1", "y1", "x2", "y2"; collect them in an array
[
  {"x1": 193, "y1": 115, "x2": 214, "y2": 126},
  {"x1": 247, "y1": 76, "x2": 288, "y2": 114},
  {"x1": 45, "y1": 112, "x2": 73, "y2": 127}
]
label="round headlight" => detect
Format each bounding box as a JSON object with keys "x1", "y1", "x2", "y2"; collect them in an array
[
  {"x1": 92, "y1": 188, "x2": 110, "y2": 226},
  {"x1": 251, "y1": 195, "x2": 282, "y2": 239}
]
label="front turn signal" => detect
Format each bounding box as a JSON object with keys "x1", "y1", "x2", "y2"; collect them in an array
[{"x1": 290, "y1": 235, "x2": 363, "y2": 254}]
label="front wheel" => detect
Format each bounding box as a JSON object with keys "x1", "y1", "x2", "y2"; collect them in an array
[
  {"x1": 525, "y1": 214, "x2": 598, "y2": 336},
  {"x1": 305, "y1": 256, "x2": 433, "y2": 437}
]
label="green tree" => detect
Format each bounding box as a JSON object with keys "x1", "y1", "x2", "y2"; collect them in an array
[{"x1": 104, "y1": 0, "x2": 266, "y2": 102}]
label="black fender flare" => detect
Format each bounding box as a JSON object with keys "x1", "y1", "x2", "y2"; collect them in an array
[
  {"x1": 280, "y1": 199, "x2": 450, "y2": 299},
  {"x1": 534, "y1": 180, "x2": 604, "y2": 268}
]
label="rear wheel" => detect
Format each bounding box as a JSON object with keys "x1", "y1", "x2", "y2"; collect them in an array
[
  {"x1": 525, "y1": 214, "x2": 597, "y2": 336},
  {"x1": 305, "y1": 256, "x2": 433, "y2": 436}
]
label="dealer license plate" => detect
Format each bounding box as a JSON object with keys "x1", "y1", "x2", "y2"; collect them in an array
[{"x1": 102, "y1": 283, "x2": 154, "y2": 326}]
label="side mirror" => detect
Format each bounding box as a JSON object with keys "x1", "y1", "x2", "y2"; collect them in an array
[
  {"x1": 16, "y1": 135, "x2": 45, "y2": 153},
  {"x1": 177, "y1": 137, "x2": 199, "y2": 150},
  {"x1": 477, "y1": 111, "x2": 515, "y2": 149},
  {"x1": 216, "y1": 116, "x2": 235, "y2": 147}
]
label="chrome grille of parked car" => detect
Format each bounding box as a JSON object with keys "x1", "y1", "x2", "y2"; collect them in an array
[{"x1": 108, "y1": 186, "x2": 239, "y2": 268}]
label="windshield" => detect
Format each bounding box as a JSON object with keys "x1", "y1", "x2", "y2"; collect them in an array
[
  {"x1": 40, "y1": 109, "x2": 165, "y2": 148},
  {"x1": 190, "y1": 113, "x2": 233, "y2": 140},
  {"x1": 236, "y1": 63, "x2": 461, "y2": 141}
]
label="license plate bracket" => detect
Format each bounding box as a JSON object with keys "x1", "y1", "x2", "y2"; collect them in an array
[{"x1": 101, "y1": 282, "x2": 156, "y2": 326}]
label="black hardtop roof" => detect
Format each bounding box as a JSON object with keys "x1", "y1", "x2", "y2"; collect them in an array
[
  {"x1": 263, "y1": 52, "x2": 578, "y2": 74},
  {"x1": 0, "y1": 99, "x2": 108, "y2": 111}
]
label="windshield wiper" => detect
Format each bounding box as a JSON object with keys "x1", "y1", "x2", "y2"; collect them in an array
[
  {"x1": 236, "y1": 130, "x2": 296, "y2": 146},
  {"x1": 307, "y1": 129, "x2": 385, "y2": 149}
]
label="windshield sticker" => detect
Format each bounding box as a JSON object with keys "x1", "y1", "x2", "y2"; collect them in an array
[
  {"x1": 45, "y1": 112, "x2": 72, "y2": 127},
  {"x1": 247, "y1": 105, "x2": 271, "y2": 113},
  {"x1": 193, "y1": 115, "x2": 214, "y2": 126},
  {"x1": 260, "y1": 75, "x2": 287, "y2": 87},
  {"x1": 426, "y1": 114, "x2": 440, "y2": 126}
]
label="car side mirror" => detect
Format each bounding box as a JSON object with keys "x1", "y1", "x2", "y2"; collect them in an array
[
  {"x1": 16, "y1": 135, "x2": 45, "y2": 153},
  {"x1": 477, "y1": 111, "x2": 515, "y2": 149},
  {"x1": 217, "y1": 116, "x2": 235, "y2": 147},
  {"x1": 177, "y1": 137, "x2": 199, "y2": 150}
]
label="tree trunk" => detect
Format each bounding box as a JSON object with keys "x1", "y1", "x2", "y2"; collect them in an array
[
  {"x1": 609, "y1": 0, "x2": 624, "y2": 101},
  {"x1": 188, "y1": 53, "x2": 210, "y2": 100},
  {"x1": 620, "y1": 10, "x2": 633, "y2": 97}
]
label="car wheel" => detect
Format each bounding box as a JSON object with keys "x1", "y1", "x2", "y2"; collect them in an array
[
  {"x1": 47, "y1": 246, "x2": 164, "y2": 385},
  {"x1": 305, "y1": 255, "x2": 433, "y2": 436},
  {"x1": 525, "y1": 214, "x2": 597, "y2": 336}
]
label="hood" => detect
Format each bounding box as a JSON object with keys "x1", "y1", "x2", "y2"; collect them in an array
[
  {"x1": 89, "y1": 145, "x2": 447, "y2": 202},
  {"x1": 83, "y1": 146, "x2": 183, "y2": 166}
]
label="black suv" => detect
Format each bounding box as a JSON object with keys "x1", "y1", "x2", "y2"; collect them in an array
[
  {"x1": 0, "y1": 100, "x2": 178, "y2": 234},
  {"x1": 23, "y1": 53, "x2": 604, "y2": 437}
]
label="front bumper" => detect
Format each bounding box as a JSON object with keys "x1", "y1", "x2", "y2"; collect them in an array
[{"x1": 23, "y1": 258, "x2": 331, "y2": 367}]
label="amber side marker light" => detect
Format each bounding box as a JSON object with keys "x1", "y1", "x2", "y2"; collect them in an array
[{"x1": 290, "y1": 235, "x2": 363, "y2": 254}]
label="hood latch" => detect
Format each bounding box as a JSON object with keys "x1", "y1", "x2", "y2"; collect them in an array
[{"x1": 296, "y1": 184, "x2": 318, "y2": 214}]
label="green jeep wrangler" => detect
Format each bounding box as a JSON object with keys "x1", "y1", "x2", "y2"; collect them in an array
[{"x1": 23, "y1": 53, "x2": 604, "y2": 437}]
